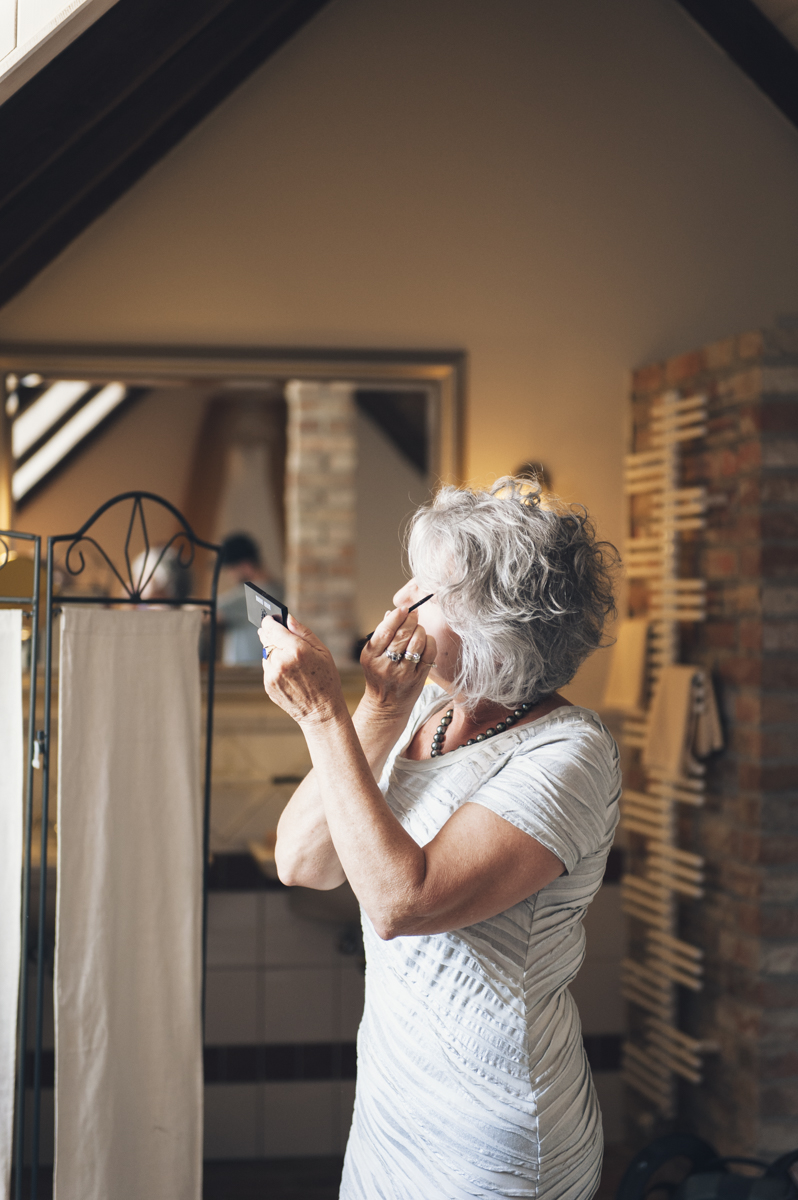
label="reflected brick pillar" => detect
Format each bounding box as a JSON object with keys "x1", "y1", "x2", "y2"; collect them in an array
[
  {"x1": 630, "y1": 323, "x2": 798, "y2": 1156},
  {"x1": 284, "y1": 380, "x2": 357, "y2": 665}
]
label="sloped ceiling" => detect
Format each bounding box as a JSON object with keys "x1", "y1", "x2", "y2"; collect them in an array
[
  {"x1": 0, "y1": 0, "x2": 796, "y2": 317},
  {"x1": 674, "y1": 0, "x2": 798, "y2": 130},
  {"x1": 752, "y1": 0, "x2": 798, "y2": 50},
  {"x1": 0, "y1": 0, "x2": 332, "y2": 311}
]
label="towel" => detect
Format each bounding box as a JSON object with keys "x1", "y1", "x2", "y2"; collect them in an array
[
  {"x1": 602, "y1": 617, "x2": 649, "y2": 712},
  {"x1": 643, "y1": 664, "x2": 723, "y2": 779},
  {"x1": 55, "y1": 607, "x2": 203, "y2": 1200},
  {"x1": 0, "y1": 611, "x2": 23, "y2": 1200}
]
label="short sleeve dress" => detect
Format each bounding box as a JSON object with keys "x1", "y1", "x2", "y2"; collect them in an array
[{"x1": 339, "y1": 685, "x2": 622, "y2": 1200}]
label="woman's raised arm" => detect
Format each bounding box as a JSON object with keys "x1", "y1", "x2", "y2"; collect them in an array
[{"x1": 271, "y1": 607, "x2": 436, "y2": 890}]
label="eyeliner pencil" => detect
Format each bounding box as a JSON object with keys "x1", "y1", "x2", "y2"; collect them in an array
[{"x1": 365, "y1": 593, "x2": 433, "y2": 641}]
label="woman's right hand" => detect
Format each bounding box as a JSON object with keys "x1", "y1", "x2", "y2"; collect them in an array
[{"x1": 359, "y1": 607, "x2": 437, "y2": 717}]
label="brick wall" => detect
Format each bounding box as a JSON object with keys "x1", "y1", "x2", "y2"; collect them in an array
[
  {"x1": 284, "y1": 381, "x2": 357, "y2": 666},
  {"x1": 630, "y1": 323, "x2": 798, "y2": 1156}
]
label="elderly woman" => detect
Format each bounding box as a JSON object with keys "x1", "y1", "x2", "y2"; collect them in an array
[{"x1": 260, "y1": 478, "x2": 621, "y2": 1200}]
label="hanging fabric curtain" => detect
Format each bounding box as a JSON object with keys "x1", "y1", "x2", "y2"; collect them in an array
[
  {"x1": 0, "y1": 610, "x2": 23, "y2": 1200},
  {"x1": 55, "y1": 607, "x2": 203, "y2": 1200}
]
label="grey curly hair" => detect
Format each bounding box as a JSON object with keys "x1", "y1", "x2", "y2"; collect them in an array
[{"x1": 407, "y1": 477, "x2": 619, "y2": 710}]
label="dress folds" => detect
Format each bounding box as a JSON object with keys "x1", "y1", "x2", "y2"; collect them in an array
[{"x1": 340, "y1": 689, "x2": 621, "y2": 1200}]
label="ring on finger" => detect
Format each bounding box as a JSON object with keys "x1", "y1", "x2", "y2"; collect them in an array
[
  {"x1": 421, "y1": 660, "x2": 437, "y2": 667},
  {"x1": 388, "y1": 651, "x2": 405, "y2": 663},
  {"x1": 403, "y1": 651, "x2": 422, "y2": 663},
  {"x1": 262, "y1": 645, "x2": 276, "y2": 660}
]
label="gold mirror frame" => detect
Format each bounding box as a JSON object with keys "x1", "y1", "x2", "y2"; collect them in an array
[{"x1": 0, "y1": 342, "x2": 466, "y2": 525}]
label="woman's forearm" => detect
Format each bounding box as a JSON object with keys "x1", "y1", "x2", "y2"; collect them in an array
[
  {"x1": 274, "y1": 771, "x2": 344, "y2": 889},
  {"x1": 274, "y1": 695, "x2": 413, "y2": 889},
  {"x1": 299, "y1": 704, "x2": 427, "y2": 936}
]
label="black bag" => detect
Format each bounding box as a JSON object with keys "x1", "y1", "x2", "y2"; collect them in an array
[{"x1": 616, "y1": 1134, "x2": 798, "y2": 1200}]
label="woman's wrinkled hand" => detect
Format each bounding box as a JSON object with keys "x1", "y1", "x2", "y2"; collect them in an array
[
  {"x1": 258, "y1": 614, "x2": 346, "y2": 727},
  {"x1": 359, "y1": 607, "x2": 438, "y2": 717}
]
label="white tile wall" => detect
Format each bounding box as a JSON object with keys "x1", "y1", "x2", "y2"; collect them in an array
[
  {"x1": 261, "y1": 892, "x2": 341, "y2": 968},
  {"x1": 206, "y1": 892, "x2": 260, "y2": 967},
  {"x1": 204, "y1": 1083, "x2": 262, "y2": 1160},
  {"x1": 205, "y1": 891, "x2": 365, "y2": 1046},
  {"x1": 203, "y1": 1080, "x2": 356, "y2": 1160},
  {"x1": 204, "y1": 967, "x2": 260, "y2": 1044},
  {"x1": 339, "y1": 966, "x2": 366, "y2": 1042},
  {"x1": 204, "y1": 888, "x2": 364, "y2": 1156},
  {"x1": 338, "y1": 1080, "x2": 357, "y2": 1153},
  {"x1": 260, "y1": 967, "x2": 339, "y2": 1044},
  {"x1": 262, "y1": 1081, "x2": 339, "y2": 1157}
]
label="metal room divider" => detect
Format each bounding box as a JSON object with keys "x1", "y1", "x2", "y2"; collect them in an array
[
  {"x1": 0, "y1": 529, "x2": 41, "y2": 1200},
  {"x1": 13, "y1": 493, "x2": 221, "y2": 1200}
]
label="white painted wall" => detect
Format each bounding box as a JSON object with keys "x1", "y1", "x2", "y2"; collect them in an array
[{"x1": 3, "y1": 0, "x2": 798, "y2": 706}]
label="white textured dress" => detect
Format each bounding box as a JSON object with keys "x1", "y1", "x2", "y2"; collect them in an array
[{"x1": 339, "y1": 687, "x2": 621, "y2": 1200}]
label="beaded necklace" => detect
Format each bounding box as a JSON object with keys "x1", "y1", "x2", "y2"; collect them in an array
[{"x1": 429, "y1": 702, "x2": 535, "y2": 757}]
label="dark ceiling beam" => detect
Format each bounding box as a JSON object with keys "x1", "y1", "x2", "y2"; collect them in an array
[
  {"x1": 673, "y1": 0, "x2": 798, "y2": 132},
  {"x1": 0, "y1": 0, "x2": 332, "y2": 310}
]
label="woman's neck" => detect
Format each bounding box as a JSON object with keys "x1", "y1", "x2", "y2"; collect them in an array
[
  {"x1": 447, "y1": 694, "x2": 567, "y2": 741},
  {"x1": 403, "y1": 689, "x2": 572, "y2": 761}
]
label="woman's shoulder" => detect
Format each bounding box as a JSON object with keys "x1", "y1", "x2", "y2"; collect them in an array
[
  {"x1": 511, "y1": 704, "x2": 618, "y2": 764},
  {"x1": 489, "y1": 705, "x2": 622, "y2": 809},
  {"x1": 471, "y1": 706, "x2": 621, "y2": 872}
]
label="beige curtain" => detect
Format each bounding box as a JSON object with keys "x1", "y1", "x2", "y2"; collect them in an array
[{"x1": 55, "y1": 607, "x2": 203, "y2": 1200}]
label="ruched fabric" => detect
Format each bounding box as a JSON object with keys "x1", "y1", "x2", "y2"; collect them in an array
[{"x1": 340, "y1": 689, "x2": 621, "y2": 1200}]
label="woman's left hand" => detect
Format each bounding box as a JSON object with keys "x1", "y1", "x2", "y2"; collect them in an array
[{"x1": 259, "y1": 615, "x2": 346, "y2": 727}]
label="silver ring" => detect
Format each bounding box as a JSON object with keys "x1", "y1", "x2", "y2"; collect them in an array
[
  {"x1": 262, "y1": 645, "x2": 275, "y2": 661},
  {"x1": 388, "y1": 651, "x2": 404, "y2": 663},
  {"x1": 403, "y1": 651, "x2": 421, "y2": 663}
]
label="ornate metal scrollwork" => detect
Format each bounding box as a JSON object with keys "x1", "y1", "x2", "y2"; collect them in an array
[{"x1": 59, "y1": 492, "x2": 212, "y2": 600}]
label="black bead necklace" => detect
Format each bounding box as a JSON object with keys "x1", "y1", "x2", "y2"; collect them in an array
[{"x1": 429, "y1": 702, "x2": 534, "y2": 758}]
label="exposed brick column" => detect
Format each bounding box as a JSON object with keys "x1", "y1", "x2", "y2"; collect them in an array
[
  {"x1": 284, "y1": 380, "x2": 357, "y2": 666},
  {"x1": 630, "y1": 325, "x2": 798, "y2": 1157}
]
